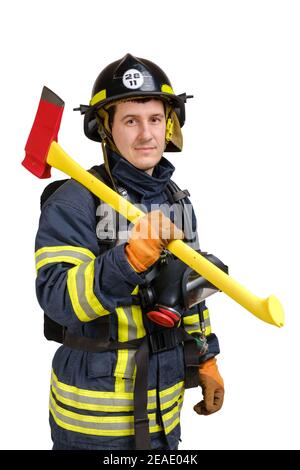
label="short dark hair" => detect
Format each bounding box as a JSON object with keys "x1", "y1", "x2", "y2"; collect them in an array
[{"x1": 108, "y1": 97, "x2": 165, "y2": 127}]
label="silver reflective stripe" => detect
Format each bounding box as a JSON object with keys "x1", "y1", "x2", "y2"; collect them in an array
[
  {"x1": 52, "y1": 383, "x2": 133, "y2": 409},
  {"x1": 183, "y1": 309, "x2": 213, "y2": 330},
  {"x1": 184, "y1": 322, "x2": 201, "y2": 334},
  {"x1": 183, "y1": 314, "x2": 201, "y2": 334},
  {"x1": 160, "y1": 386, "x2": 184, "y2": 410},
  {"x1": 126, "y1": 306, "x2": 138, "y2": 341},
  {"x1": 162, "y1": 406, "x2": 179, "y2": 430},
  {"x1": 124, "y1": 349, "x2": 137, "y2": 380},
  {"x1": 50, "y1": 401, "x2": 132, "y2": 431}
]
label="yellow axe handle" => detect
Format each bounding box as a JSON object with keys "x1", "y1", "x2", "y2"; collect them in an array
[{"x1": 47, "y1": 141, "x2": 284, "y2": 328}]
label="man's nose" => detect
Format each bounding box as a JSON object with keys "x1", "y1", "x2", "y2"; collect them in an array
[{"x1": 138, "y1": 121, "x2": 152, "y2": 140}]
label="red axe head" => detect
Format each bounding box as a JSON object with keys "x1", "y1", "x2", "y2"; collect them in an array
[{"x1": 22, "y1": 86, "x2": 64, "y2": 178}]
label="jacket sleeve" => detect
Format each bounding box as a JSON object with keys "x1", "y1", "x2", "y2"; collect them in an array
[
  {"x1": 182, "y1": 303, "x2": 220, "y2": 363},
  {"x1": 35, "y1": 186, "x2": 143, "y2": 328}
]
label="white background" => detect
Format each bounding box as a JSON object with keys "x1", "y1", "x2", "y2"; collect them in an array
[{"x1": 1, "y1": 0, "x2": 299, "y2": 450}]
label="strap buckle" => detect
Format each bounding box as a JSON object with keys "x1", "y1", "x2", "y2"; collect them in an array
[
  {"x1": 134, "y1": 417, "x2": 149, "y2": 428},
  {"x1": 148, "y1": 328, "x2": 179, "y2": 353}
]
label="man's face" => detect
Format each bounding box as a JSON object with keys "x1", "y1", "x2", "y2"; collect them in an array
[{"x1": 111, "y1": 99, "x2": 166, "y2": 175}]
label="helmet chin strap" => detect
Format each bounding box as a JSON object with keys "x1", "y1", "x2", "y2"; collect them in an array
[
  {"x1": 101, "y1": 141, "x2": 119, "y2": 192},
  {"x1": 94, "y1": 112, "x2": 119, "y2": 191}
]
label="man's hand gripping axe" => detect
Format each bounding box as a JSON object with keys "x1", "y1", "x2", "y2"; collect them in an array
[{"x1": 22, "y1": 87, "x2": 285, "y2": 328}]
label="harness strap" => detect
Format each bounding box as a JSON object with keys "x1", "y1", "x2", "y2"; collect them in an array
[
  {"x1": 134, "y1": 337, "x2": 151, "y2": 449},
  {"x1": 133, "y1": 328, "x2": 200, "y2": 449},
  {"x1": 63, "y1": 331, "x2": 143, "y2": 352},
  {"x1": 165, "y1": 181, "x2": 190, "y2": 203},
  {"x1": 169, "y1": 181, "x2": 198, "y2": 246},
  {"x1": 171, "y1": 189, "x2": 190, "y2": 202}
]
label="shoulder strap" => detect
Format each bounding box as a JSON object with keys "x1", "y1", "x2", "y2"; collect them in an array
[
  {"x1": 89, "y1": 164, "x2": 113, "y2": 186},
  {"x1": 40, "y1": 165, "x2": 113, "y2": 209},
  {"x1": 166, "y1": 180, "x2": 190, "y2": 203},
  {"x1": 40, "y1": 179, "x2": 68, "y2": 209},
  {"x1": 89, "y1": 165, "x2": 122, "y2": 250},
  {"x1": 165, "y1": 180, "x2": 198, "y2": 246}
]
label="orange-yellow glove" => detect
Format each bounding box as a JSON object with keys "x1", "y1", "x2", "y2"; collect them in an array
[
  {"x1": 125, "y1": 210, "x2": 184, "y2": 272},
  {"x1": 194, "y1": 357, "x2": 224, "y2": 415}
]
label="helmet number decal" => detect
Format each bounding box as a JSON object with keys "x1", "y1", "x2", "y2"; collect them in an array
[{"x1": 122, "y1": 69, "x2": 144, "y2": 89}]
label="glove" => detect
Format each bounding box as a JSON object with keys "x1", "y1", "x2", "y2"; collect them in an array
[
  {"x1": 194, "y1": 357, "x2": 224, "y2": 415},
  {"x1": 125, "y1": 210, "x2": 184, "y2": 272}
]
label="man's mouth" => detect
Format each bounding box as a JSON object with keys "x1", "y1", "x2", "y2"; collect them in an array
[{"x1": 134, "y1": 147, "x2": 156, "y2": 150}]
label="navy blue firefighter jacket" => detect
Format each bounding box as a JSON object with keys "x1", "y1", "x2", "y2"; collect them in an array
[{"x1": 35, "y1": 149, "x2": 220, "y2": 450}]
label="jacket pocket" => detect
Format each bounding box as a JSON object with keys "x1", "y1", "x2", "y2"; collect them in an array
[{"x1": 87, "y1": 351, "x2": 115, "y2": 378}]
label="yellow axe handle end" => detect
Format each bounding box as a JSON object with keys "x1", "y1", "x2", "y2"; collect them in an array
[
  {"x1": 262, "y1": 295, "x2": 285, "y2": 328},
  {"x1": 168, "y1": 240, "x2": 285, "y2": 328}
]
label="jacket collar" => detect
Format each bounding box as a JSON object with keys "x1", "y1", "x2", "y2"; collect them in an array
[{"x1": 107, "y1": 148, "x2": 175, "y2": 206}]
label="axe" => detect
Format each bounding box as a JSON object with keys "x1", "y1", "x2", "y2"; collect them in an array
[{"x1": 22, "y1": 87, "x2": 284, "y2": 328}]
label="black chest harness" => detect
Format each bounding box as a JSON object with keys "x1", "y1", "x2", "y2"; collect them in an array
[{"x1": 41, "y1": 165, "x2": 205, "y2": 450}]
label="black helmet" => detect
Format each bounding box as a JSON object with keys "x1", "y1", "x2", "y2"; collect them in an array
[{"x1": 78, "y1": 53, "x2": 192, "y2": 143}]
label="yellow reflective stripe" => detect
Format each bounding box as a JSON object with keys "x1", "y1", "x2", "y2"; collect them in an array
[
  {"x1": 84, "y1": 261, "x2": 109, "y2": 317},
  {"x1": 35, "y1": 245, "x2": 95, "y2": 272},
  {"x1": 183, "y1": 313, "x2": 201, "y2": 334},
  {"x1": 67, "y1": 260, "x2": 109, "y2": 322},
  {"x1": 50, "y1": 394, "x2": 162, "y2": 437},
  {"x1": 183, "y1": 309, "x2": 212, "y2": 336},
  {"x1": 203, "y1": 308, "x2": 211, "y2": 335},
  {"x1": 67, "y1": 265, "x2": 90, "y2": 322},
  {"x1": 116, "y1": 307, "x2": 129, "y2": 342},
  {"x1": 161, "y1": 393, "x2": 184, "y2": 435},
  {"x1": 161, "y1": 84, "x2": 174, "y2": 94},
  {"x1": 160, "y1": 385, "x2": 185, "y2": 411},
  {"x1": 51, "y1": 394, "x2": 132, "y2": 423},
  {"x1": 52, "y1": 380, "x2": 132, "y2": 412},
  {"x1": 162, "y1": 403, "x2": 180, "y2": 435},
  {"x1": 114, "y1": 288, "x2": 146, "y2": 383},
  {"x1": 114, "y1": 376, "x2": 126, "y2": 393},
  {"x1": 159, "y1": 381, "x2": 185, "y2": 411},
  {"x1": 204, "y1": 325, "x2": 211, "y2": 335},
  {"x1": 90, "y1": 89, "x2": 106, "y2": 106},
  {"x1": 35, "y1": 245, "x2": 95, "y2": 259},
  {"x1": 203, "y1": 308, "x2": 209, "y2": 320},
  {"x1": 183, "y1": 314, "x2": 200, "y2": 326},
  {"x1": 115, "y1": 307, "x2": 129, "y2": 381},
  {"x1": 159, "y1": 380, "x2": 184, "y2": 399},
  {"x1": 114, "y1": 349, "x2": 129, "y2": 380}
]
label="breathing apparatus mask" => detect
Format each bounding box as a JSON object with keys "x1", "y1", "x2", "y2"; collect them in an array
[{"x1": 139, "y1": 252, "x2": 228, "y2": 329}]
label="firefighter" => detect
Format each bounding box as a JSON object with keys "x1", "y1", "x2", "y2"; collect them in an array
[{"x1": 35, "y1": 53, "x2": 224, "y2": 450}]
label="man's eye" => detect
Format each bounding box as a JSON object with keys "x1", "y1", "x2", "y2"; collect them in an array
[{"x1": 126, "y1": 119, "x2": 136, "y2": 125}]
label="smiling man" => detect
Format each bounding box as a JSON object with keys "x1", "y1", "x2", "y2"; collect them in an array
[{"x1": 35, "y1": 53, "x2": 224, "y2": 451}]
